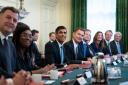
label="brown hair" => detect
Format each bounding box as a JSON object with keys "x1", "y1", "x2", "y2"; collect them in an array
[
  {"x1": 0, "y1": 6, "x2": 19, "y2": 18},
  {"x1": 93, "y1": 31, "x2": 105, "y2": 49}
]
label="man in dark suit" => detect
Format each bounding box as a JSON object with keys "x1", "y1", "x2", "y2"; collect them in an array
[
  {"x1": 0, "y1": 6, "x2": 32, "y2": 85},
  {"x1": 102, "y1": 30, "x2": 113, "y2": 56},
  {"x1": 31, "y1": 29, "x2": 43, "y2": 67},
  {"x1": 0, "y1": 6, "x2": 19, "y2": 77},
  {"x1": 64, "y1": 28, "x2": 91, "y2": 64},
  {"x1": 110, "y1": 32, "x2": 126, "y2": 55},
  {"x1": 45, "y1": 26, "x2": 67, "y2": 65},
  {"x1": 45, "y1": 32, "x2": 55, "y2": 56},
  {"x1": 83, "y1": 29, "x2": 95, "y2": 57}
]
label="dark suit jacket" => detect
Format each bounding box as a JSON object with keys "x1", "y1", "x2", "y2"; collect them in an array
[
  {"x1": 45, "y1": 41, "x2": 52, "y2": 51},
  {"x1": 79, "y1": 41, "x2": 92, "y2": 58},
  {"x1": 102, "y1": 40, "x2": 112, "y2": 56},
  {"x1": 45, "y1": 40, "x2": 67, "y2": 65},
  {"x1": 16, "y1": 49, "x2": 40, "y2": 72},
  {"x1": 110, "y1": 40, "x2": 126, "y2": 55},
  {"x1": 64, "y1": 40, "x2": 88, "y2": 64},
  {"x1": 0, "y1": 39, "x2": 17, "y2": 78},
  {"x1": 31, "y1": 41, "x2": 43, "y2": 67},
  {"x1": 90, "y1": 42, "x2": 103, "y2": 54}
]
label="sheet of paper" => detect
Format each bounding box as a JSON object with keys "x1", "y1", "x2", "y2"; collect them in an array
[
  {"x1": 85, "y1": 71, "x2": 92, "y2": 78},
  {"x1": 77, "y1": 77, "x2": 87, "y2": 85},
  {"x1": 120, "y1": 82, "x2": 128, "y2": 85}
]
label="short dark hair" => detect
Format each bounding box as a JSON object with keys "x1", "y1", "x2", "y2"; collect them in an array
[
  {"x1": 73, "y1": 27, "x2": 84, "y2": 33},
  {"x1": 13, "y1": 22, "x2": 31, "y2": 48},
  {"x1": 31, "y1": 29, "x2": 39, "y2": 36},
  {"x1": 55, "y1": 26, "x2": 66, "y2": 33},
  {"x1": 0, "y1": 6, "x2": 19, "y2": 17},
  {"x1": 105, "y1": 30, "x2": 113, "y2": 35},
  {"x1": 49, "y1": 32, "x2": 55, "y2": 37}
]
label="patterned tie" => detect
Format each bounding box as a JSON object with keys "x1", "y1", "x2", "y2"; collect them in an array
[{"x1": 60, "y1": 46, "x2": 64, "y2": 64}]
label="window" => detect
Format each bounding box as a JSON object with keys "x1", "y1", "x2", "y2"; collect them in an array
[{"x1": 87, "y1": 0, "x2": 116, "y2": 41}]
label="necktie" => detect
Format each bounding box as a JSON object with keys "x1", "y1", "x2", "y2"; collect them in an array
[
  {"x1": 60, "y1": 46, "x2": 64, "y2": 64},
  {"x1": 3, "y1": 38, "x2": 7, "y2": 47},
  {"x1": 83, "y1": 43, "x2": 86, "y2": 57},
  {"x1": 117, "y1": 42, "x2": 121, "y2": 54},
  {"x1": 75, "y1": 46, "x2": 78, "y2": 60},
  {"x1": 3, "y1": 38, "x2": 12, "y2": 74},
  {"x1": 108, "y1": 42, "x2": 112, "y2": 55}
]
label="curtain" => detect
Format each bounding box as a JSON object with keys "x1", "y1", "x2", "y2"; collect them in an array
[
  {"x1": 71, "y1": 0, "x2": 87, "y2": 33},
  {"x1": 116, "y1": 0, "x2": 128, "y2": 51}
]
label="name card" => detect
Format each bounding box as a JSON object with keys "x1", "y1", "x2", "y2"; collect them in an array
[
  {"x1": 85, "y1": 71, "x2": 92, "y2": 78},
  {"x1": 113, "y1": 55, "x2": 117, "y2": 60},
  {"x1": 113, "y1": 61, "x2": 117, "y2": 65},
  {"x1": 117, "y1": 59, "x2": 121, "y2": 63},
  {"x1": 77, "y1": 77, "x2": 87, "y2": 85}
]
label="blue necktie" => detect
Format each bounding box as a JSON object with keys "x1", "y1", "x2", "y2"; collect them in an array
[
  {"x1": 60, "y1": 46, "x2": 64, "y2": 64},
  {"x1": 83, "y1": 43, "x2": 86, "y2": 57},
  {"x1": 117, "y1": 42, "x2": 121, "y2": 54}
]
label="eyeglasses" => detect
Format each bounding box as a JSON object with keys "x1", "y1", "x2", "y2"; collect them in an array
[{"x1": 20, "y1": 33, "x2": 32, "y2": 39}]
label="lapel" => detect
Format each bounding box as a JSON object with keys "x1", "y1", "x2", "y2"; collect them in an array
[
  {"x1": 53, "y1": 41, "x2": 61, "y2": 60},
  {"x1": 70, "y1": 40, "x2": 75, "y2": 56},
  {"x1": 0, "y1": 38, "x2": 2, "y2": 47}
]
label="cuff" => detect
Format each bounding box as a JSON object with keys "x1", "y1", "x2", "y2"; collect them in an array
[{"x1": 6, "y1": 78, "x2": 14, "y2": 85}]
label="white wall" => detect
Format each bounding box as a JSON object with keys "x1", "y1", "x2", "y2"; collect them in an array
[
  {"x1": 56, "y1": 0, "x2": 71, "y2": 41},
  {"x1": 40, "y1": 0, "x2": 71, "y2": 52},
  {"x1": 0, "y1": 0, "x2": 17, "y2": 7},
  {"x1": 0, "y1": 0, "x2": 72, "y2": 52}
]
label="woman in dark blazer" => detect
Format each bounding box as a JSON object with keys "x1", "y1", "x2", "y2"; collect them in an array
[
  {"x1": 13, "y1": 22, "x2": 54, "y2": 74},
  {"x1": 90, "y1": 31, "x2": 105, "y2": 54}
]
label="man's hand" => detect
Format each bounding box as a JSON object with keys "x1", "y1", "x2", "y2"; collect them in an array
[
  {"x1": 13, "y1": 70, "x2": 32, "y2": 85},
  {"x1": 0, "y1": 75, "x2": 6, "y2": 85}
]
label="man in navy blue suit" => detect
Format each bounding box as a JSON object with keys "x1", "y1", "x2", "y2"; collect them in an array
[
  {"x1": 82, "y1": 29, "x2": 94, "y2": 58},
  {"x1": 110, "y1": 32, "x2": 126, "y2": 55},
  {"x1": 0, "y1": 6, "x2": 31, "y2": 85},
  {"x1": 45, "y1": 26, "x2": 67, "y2": 65},
  {"x1": 64, "y1": 28, "x2": 91, "y2": 64},
  {"x1": 45, "y1": 32, "x2": 56, "y2": 48},
  {"x1": 102, "y1": 30, "x2": 113, "y2": 56},
  {"x1": 31, "y1": 29, "x2": 43, "y2": 67}
]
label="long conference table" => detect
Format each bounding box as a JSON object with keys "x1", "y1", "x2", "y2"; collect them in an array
[{"x1": 43, "y1": 62, "x2": 128, "y2": 85}]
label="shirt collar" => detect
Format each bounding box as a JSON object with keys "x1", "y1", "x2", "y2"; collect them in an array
[
  {"x1": 105, "y1": 39, "x2": 110, "y2": 44},
  {"x1": 0, "y1": 32, "x2": 8, "y2": 40},
  {"x1": 82, "y1": 40, "x2": 86, "y2": 44},
  {"x1": 56, "y1": 40, "x2": 64, "y2": 47},
  {"x1": 73, "y1": 39, "x2": 78, "y2": 48}
]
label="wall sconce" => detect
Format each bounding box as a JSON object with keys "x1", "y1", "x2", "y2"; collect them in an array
[{"x1": 19, "y1": 0, "x2": 29, "y2": 19}]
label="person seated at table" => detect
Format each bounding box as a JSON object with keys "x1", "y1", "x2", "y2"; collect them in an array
[
  {"x1": 102, "y1": 30, "x2": 113, "y2": 56},
  {"x1": 13, "y1": 22, "x2": 54, "y2": 74},
  {"x1": 31, "y1": 29, "x2": 43, "y2": 67},
  {"x1": 45, "y1": 26, "x2": 67, "y2": 66},
  {"x1": 45, "y1": 32, "x2": 56, "y2": 51},
  {"x1": 64, "y1": 28, "x2": 91, "y2": 64},
  {"x1": 90, "y1": 31, "x2": 105, "y2": 54},
  {"x1": 0, "y1": 68, "x2": 32, "y2": 85},
  {"x1": 83, "y1": 29, "x2": 95, "y2": 57},
  {"x1": 110, "y1": 32, "x2": 126, "y2": 55}
]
